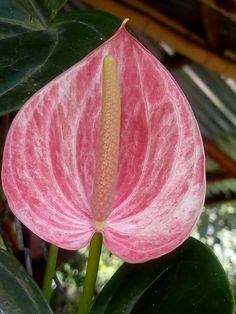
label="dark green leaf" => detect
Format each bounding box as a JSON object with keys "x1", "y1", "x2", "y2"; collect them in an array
[
  {"x1": 91, "y1": 238, "x2": 235, "y2": 314},
  {"x1": 43, "y1": 0, "x2": 69, "y2": 22},
  {"x1": 16, "y1": 0, "x2": 69, "y2": 24},
  {"x1": 0, "y1": 249, "x2": 52, "y2": 313},
  {"x1": 0, "y1": 1, "x2": 120, "y2": 116}
]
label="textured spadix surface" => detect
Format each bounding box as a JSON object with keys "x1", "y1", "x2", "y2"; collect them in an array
[{"x1": 2, "y1": 24, "x2": 205, "y2": 263}]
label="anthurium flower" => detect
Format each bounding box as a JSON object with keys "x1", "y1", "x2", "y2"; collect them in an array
[{"x1": 1, "y1": 22, "x2": 205, "y2": 263}]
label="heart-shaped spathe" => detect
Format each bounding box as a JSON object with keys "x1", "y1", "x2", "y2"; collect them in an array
[{"x1": 1, "y1": 22, "x2": 205, "y2": 263}]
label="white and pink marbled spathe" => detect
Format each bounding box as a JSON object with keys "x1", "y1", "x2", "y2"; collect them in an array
[{"x1": 1, "y1": 23, "x2": 205, "y2": 263}]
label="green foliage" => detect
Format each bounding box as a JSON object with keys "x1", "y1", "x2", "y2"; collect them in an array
[
  {"x1": 17, "y1": 0, "x2": 69, "y2": 23},
  {"x1": 91, "y1": 238, "x2": 235, "y2": 314},
  {"x1": 0, "y1": 249, "x2": 52, "y2": 313},
  {"x1": 196, "y1": 201, "x2": 236, "y2": 299},
  {"x1": 0, "y1": 0, "x2": 120, "y2": 115},
  {"x1": 51, "y1": 252, "x2": 86, "y2": 314}
]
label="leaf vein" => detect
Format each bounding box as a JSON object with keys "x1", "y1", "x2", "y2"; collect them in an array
[{"x1": 0, "y1": 31, "x2": 59, "y2": 97}]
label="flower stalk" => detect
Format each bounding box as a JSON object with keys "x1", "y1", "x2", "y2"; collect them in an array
[
  {"x1": 77, "y1": 233, "x2": 103, "y2": 314},
  {"x1": 42, "y1": 244, "x2": 59, "y2": 303}
]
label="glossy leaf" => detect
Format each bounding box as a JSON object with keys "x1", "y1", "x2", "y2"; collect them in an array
[
  {"x1": 15, "y1": 0, "x2": 68, "y2": 23},
  {"x1": 0, "y1": 249, "x2": 52, "y2": 314},
  {"x1": 0, "y1": 0, "x2": 120, "y2": 115},
  {"x1": 91, "y1": 238, "x2": 235, "y2": 314},
  {"x1": 2, "y1": 23, "x2": 205, "y2": 263}
]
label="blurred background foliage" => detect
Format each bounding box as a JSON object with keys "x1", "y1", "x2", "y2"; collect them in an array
[{"x1": 195, "y1": 201, "x2": 236, "y2": 297}]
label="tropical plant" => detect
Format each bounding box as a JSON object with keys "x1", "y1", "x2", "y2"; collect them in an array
[{"x1": 0, "y1": 1, "x2": 235, "y2": 313}]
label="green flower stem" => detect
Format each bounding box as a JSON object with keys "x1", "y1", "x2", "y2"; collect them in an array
[
  {"x1": 42, "y1": 244, "x2": 59, "y2": 303},
  {"x1": 78, "y1": 232, "x2": 103, "y2": 314}
]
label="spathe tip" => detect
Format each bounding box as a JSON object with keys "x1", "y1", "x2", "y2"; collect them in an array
[{"x1": 122, "y1": 18, "x2": 130, "y2": 26}]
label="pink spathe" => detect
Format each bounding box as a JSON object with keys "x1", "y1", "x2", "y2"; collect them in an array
[{"x1": 1, "y1": 23, "x2": 205, "y2": 263}]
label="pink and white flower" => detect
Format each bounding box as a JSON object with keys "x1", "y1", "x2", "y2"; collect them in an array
[{"x1": 1, "y1": 23, "x2": 205, "y2": 263}]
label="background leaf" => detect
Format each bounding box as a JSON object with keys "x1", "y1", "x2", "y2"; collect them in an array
[
  {"x1": 0, "y1": 1, "x2": 120, "y2": 116},
  {"x1": 0, "y1": 249, "x2": 52, "y2": 313},
  {"x1": 91, "y1": 237, "x2": 235, "y2": 314},
  {"x1": 16, "y1": 0, "x2": 69, "y2": 24}
]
